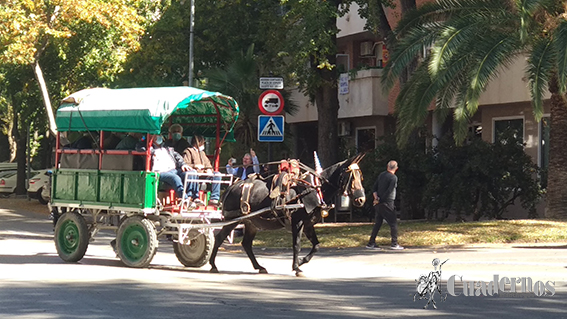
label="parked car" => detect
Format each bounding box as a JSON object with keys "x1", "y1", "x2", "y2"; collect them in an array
[
  {"x1": 28, "y1": 169, "x2": 52, "y2": 204},
  {"x1": 0, "y1": 170, "x2": 41, "y2": 196},
  {"x1": 0, "y1": 171, "x2": 18, "y2": 195},
  {"x1": 0, "y1": 163, "x2": 17, "y2": 172}
]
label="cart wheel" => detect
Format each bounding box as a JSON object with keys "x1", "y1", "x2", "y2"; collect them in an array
[
  {"x1": 37, "y1": 188, "x2": 49, "y2": 205},
  {"x1": 116, "y1": 216, "x2": 158, "y2": 268},
  {"x1": 173, "y1": 229, "x2": 214, "y2": 267},
  {"x1": 54, "y1": 211, "x2": 89, "y2": 262}
]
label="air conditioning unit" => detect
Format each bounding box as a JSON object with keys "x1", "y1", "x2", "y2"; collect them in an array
[
  {"x1": 360, "y1": 41, "x2": 374, "y2": 56},
  {"x1": 338, "y1": 122, "x2": 351, "y2": 137}
]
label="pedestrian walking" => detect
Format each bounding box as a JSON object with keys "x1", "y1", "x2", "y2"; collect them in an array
[{"x1": 366, "y1": 160, "x2": 404, "y2": 250}]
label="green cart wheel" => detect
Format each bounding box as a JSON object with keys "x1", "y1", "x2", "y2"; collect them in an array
[
  {"x1": 54, "y1": 211, "x2": 89, "y2": 262},
  {"x1": 173, "y1": 229, "x2": 214, "y2": 268},
  {"x1": 116, "y1": 216, "x2": 158, "y2": 268}
]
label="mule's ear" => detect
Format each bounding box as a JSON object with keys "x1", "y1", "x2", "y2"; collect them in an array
[
  {"x1": 355, "y1": 153, "x2": 366, "y2": 163},
  {"x1": 351, "y1": 153, "x2": 365, "y2": 164}
]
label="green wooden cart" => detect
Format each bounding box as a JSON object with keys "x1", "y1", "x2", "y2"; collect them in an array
[{"x1": 51, "y1": 87, "x2": 239, "y2": 268}]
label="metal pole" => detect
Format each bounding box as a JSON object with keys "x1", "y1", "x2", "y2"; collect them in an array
[
  {"x1": 27, "y1": 125, "x2": 31, "y2": 201},
  {"x1": 188, "y1": 0, "x2": 195, "y2": 86}
]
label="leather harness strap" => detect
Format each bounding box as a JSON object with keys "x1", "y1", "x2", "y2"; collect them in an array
[{"x1": 240, "y1": 180, "x2": 254, "y2": 214}]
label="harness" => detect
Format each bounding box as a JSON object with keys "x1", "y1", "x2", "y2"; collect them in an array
[{"x1": 239, "y1": 177, "x2": 256, "y2": 215}]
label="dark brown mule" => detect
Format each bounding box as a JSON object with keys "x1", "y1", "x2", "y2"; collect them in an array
[{"x1": 209, "y1": 154, "x2": 366, "y2": 276}]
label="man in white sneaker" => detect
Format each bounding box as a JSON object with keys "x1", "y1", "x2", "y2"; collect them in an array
[{"x1": 366, "y1": 160, "x2": 404, "y2": 250}]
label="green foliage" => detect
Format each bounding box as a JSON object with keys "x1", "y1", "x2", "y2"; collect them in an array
[
  {"x1": 382, "y1": 0, "x2": 567, "y2": 146},
  {"x1": 359, "y1": 130, "x2": 543, "y2": 221}
]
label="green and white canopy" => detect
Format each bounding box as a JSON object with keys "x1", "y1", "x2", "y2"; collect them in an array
[{"x1": 56, "y1": 87, "x2": 239, "y2": 137}]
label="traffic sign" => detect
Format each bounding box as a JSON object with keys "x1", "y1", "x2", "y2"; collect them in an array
[
  {"x1": 259, "y1": 77, "x2": 284, "y2": 90},
  {"x1": 258, "y1": 115, "x2": 284, "y2": 142},
  {"x1": 258, "y1": 90, "x2": 284, "y2": 115}
]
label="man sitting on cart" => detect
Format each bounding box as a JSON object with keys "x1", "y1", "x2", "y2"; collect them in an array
[
  {"x1": 166, "y1": 124, "x2": 191, "y2": 155},
  {"x1": 182, "y1": 135, "x2": 221, "y2": 206},
  {"x1": 142, "y1": 135, "x2": 202, "y2": 207}
]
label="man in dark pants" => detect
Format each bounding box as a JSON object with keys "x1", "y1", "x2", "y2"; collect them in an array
[{"x1": 366, "y1": 160, "x2": 404, "y2": 250}]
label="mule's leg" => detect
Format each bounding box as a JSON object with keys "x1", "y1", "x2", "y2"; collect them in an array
[
  {"x1": 241, "y1": 221, "x2": 267, "y2": 273},
  {"x1": 297, "y1": 216, "x2": 320, "y2": 267},
  {"x1": 291, "y1": 214, "x2": 304, "y2": 275},
  {"x1": 209, "y1": 223, "x2": 238, "y2": 273}
]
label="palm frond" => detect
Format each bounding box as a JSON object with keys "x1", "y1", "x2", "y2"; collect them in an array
[
  {"x1": 382, "y1": 24, "x2": 439, "y2": 92},
  {"x1": 465, "y1": 32, "x2": 523, "y2": 115},
  {"x1": 527, "y1": 36, "x2": 555, "y2": 121},
  {"x1": 553, "y1": 20, "x2": 567, "y2": 94}
]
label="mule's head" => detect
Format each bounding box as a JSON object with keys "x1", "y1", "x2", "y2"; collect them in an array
[{"x1": 321, "y1": 153, "x2": 366, "y2": 207}]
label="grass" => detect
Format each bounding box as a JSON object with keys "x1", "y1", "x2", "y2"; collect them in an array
[{"x1": 244, "y1": 219, "x2": 567, "y2": 248}]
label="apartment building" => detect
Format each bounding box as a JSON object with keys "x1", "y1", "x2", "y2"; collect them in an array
[{"x1": 286, "y1": 1, "x2": 549, "y2": 217}]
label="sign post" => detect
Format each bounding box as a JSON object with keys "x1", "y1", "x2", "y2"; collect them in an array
[
  {"x1": 258, "y1": 90, "x2": 284, "y2": 115},
  {"x1": 258, "y1": 78, "x2": 285, "y2": 170},
  {"x1": 259, "y1": 77, "x2": 284, "y2": 90},
  {"x1": 258, "y1": 115, "x2": 284, "y2": 142}
]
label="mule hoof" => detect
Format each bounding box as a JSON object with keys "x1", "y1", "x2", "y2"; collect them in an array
[
  {"x1": 295, "y1": 271, "x2": 305, "y2": 277},
  {"x1": 259, "y1": 268, "x2": 268, "y2": 274},
  {"x1": 210, "y1": 267, "x2": 219, "y2": 273}
]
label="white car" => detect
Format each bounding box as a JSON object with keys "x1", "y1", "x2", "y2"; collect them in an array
[
  {"x1": 0, "y1": 170, "x2": 19, "y2": 194},
  {"x1": 0, "y1": 170, "x2": 44, "y2": 199},
  {"x1": 27, "y1": 169, "x2": 52, "y2": 204}
]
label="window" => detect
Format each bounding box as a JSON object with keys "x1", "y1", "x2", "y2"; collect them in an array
[
  {"x1": 493, "y1": 118, "x2": 524, "y2": 144},
  {"x1": 356, "y1": 127, "x2": 376, "y2": 153}
]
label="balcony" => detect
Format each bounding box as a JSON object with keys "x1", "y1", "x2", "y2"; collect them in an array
[{"x1": 286, "y1": 68, "x2": 389, "y2": 124}]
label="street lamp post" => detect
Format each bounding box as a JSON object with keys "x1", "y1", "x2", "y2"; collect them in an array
[{"x1": 188, "y1": 0, "x2": 195, "y2": 87}]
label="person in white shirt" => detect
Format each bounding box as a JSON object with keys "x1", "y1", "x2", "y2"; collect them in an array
[{"x1": 147, "y1": 135, "x2": 199, "y2": 203}]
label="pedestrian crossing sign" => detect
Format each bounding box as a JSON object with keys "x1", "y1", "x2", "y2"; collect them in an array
[{"x1": 258, "y1": 115, "x2": 284, "y2": 142}]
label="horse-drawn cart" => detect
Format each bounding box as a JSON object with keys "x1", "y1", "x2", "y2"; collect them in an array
[{"x1": 51, "y1": 87, "x2": 240, "y2": 268}]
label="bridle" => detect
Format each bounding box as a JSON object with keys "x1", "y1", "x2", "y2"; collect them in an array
[{"x1": 334, "y1": 162, "x2": 364, "y2": 198}]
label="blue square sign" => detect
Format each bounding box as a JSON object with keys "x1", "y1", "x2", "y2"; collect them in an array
[{"x1": 258, "y1": 115, "x2": 284, "y2": 142}]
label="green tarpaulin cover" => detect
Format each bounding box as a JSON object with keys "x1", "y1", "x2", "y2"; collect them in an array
[{"x1": 56, "y1": 87, "x2": 239, "y2": 138}]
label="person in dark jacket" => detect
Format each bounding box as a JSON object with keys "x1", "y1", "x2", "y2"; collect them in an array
[
  {"x1": 366, "y1": 160, "x2": 404, "y2": 250},
  {"x1": 166, "y1": 124, "x2": 191, "y2": 155},
  {"x1": 226, "y1": 149, "x2": 260, "y2": 180}
]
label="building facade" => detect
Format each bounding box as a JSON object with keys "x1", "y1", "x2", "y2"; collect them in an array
[{"x1": 286, "y1": 1, "x2": 549, "y2": 218}]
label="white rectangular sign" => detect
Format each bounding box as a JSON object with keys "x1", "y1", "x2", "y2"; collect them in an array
[
  {"x1": 259, "y1": 77, "x2": 284, "y2": 90},
  {"x1": 339, "y1": 73, "x2": 349, "y2": 95}
]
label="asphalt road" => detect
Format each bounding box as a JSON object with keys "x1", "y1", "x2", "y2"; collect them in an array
[{"x1": 0, "y1": 200, "x2": 566, "y2": 318}]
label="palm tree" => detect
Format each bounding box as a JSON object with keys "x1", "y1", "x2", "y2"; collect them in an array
[
  {"x1": 204, "y1": 44, "x2": 261, "y2": 149},
  {"x1": 381, "y1": 0, "x2": 567, "y2": 218}
]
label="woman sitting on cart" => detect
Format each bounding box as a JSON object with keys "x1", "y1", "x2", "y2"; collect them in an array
[
  {"x1": 140, "y1": 135, "x2": 202, "y2": 206},
  {"x1": 182, "y1": 135, "x2": 221, "y2": 206}
]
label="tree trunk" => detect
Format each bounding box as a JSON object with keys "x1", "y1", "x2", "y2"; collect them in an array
[
  {"x1": 545, "y1": 76, "x2": 567, "y2": 219},
  {"x1": 13, "y1": 113, "x2": 27, "y2": 195},
  {"x1": 315, "y1": 83, "x2": 340, "y2": 167},
  {"x1": 313, "y1": 12, "x2": 340, "y2": 167},
  {"x1": 33, "y1": 61, "x2": 57, "y2": 136}
]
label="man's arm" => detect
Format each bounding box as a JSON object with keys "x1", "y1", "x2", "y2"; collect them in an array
[
  {"x1": 372, "y1": 175, "x2": 380, "y2": 205},
  {"x1": 250, "y1": 149, "x2": 260, "y2": 173},
  {"x1": 252, "y1": 155, "x2": 260, "y2": 174}
]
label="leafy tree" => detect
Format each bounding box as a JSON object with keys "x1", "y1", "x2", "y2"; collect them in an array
[
  {"x1": 0, "y1": 0, "x2": 149, "y2": 135},
  {"x1": 382, "y1": 0, "x2": 567, "y2": 218},
  {"x1": 118, "y1": 0, "x2": 285, "y2": 87},
  {"x1": 0, "y1": 0, "x2": 154, "y2": 192}
]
